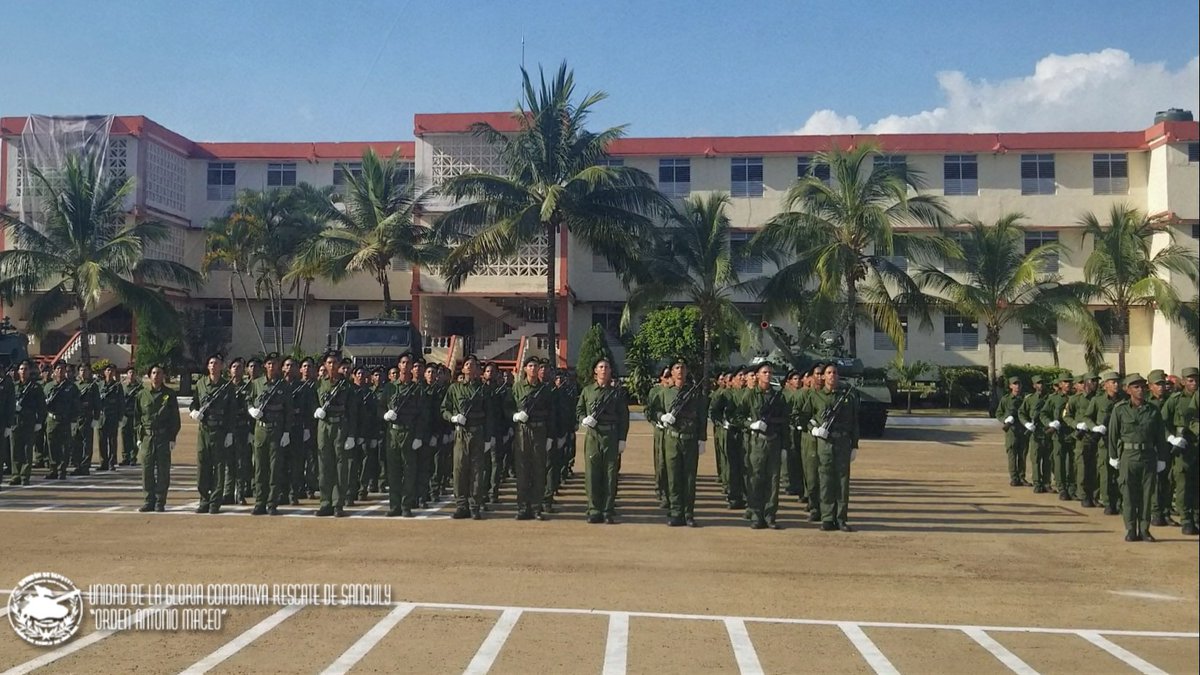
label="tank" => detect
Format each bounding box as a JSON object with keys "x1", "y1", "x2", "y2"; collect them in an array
[
  {"x1": 335, "y1": 318, "x2": 423, "y2": 369},
  {"x1": 754, "y1": 322, "x2": 892, "y2": 437},
  {"x1": 0, "y1": 317, "x2": 30, "y2": 370}
]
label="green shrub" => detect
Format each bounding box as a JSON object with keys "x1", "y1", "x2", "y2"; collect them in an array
[
  {"x1": 624, "y1": 307, "x2": 702, "y2": 404},
  {"x1": 89, "y1": 358, "x2": 113, "y2": 375},
  {"x1": 941, "y1": 365, "x2": 989, "y2": 408},
  {"x1": 1000, "y1": 364, "x2": 1074, "y2": 386},
  {"x1": 575, "y1": 324, "x2": 615, "y2": 388}
]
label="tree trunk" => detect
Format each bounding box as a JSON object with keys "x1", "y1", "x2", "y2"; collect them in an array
[
  {"x1": 544, "y1": 220, "x2": 558, "y2": 369},
  {"x1": 235, "y1": 269, "x2": 268, "y2": 353},
  {"x1": 906, "y1": 389, "x2": 913, "y2": 414},
  {"x1": 380, "y1": 267, "x2": 393, "y2": 315},
  {"x1": 78, "y1": 300, "x2": 92, "y2": 370},
  {"x1": 987, "y1": 326, "x2": 999, "y2": 391},
  {"x1": 294, "y1": 279, "x2": 310, "y2": 351},
  {"x1": 846, "y1": 273, "x2": 858, "y2": 357},
  {"x1": 1117, "y1": 304, "x2": 1128, "y2": 375}
]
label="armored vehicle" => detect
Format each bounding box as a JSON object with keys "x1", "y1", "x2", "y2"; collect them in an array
[
  {"x1": 334, "y1": 318, "x2": 423, "y2": 369},
  {"x1": 0, "y1": 317, "x2": 30, "y2": 369}
]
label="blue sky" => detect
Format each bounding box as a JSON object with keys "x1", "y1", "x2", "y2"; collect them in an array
[{"x1": 5, "y1": 1, "x2": 1198, "y2": 141}]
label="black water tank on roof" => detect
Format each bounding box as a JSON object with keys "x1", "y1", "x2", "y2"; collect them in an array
[{"x1": 1154, "y1": 108, "x2": 1194, "y2": 123}]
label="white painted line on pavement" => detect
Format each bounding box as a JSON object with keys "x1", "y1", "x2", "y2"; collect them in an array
[
  {"x1": 352, "y1": 503, "x2": 386, "y2": 517},
  {"x1": 415, "y1": 497, "x2": 454, "y2": 519},
  {"x1": 1109, "y1": 590, "x2": 1183, "y2": 602},
  {"x1": 839, "y1": 622, "x2": 900, "y2": 675},
  {"x1": 962, "y1": 628, "x2": 1040, "y2": 675},
  {"x1": 1077, "y1": 631, "x2": 1168, "y2": 675},
  {"x1": 725, "y1": 618, "x2": 764, "y2": 675},
  {"x1": 1, "y1": 605, "x2": 170, "y2": 675},
  {"x1": 320, "y1": 602, "x2": 415, "y2": 675},
  {"x1": 602, "y1": 612, "x2": 629, "y2": 675},
  {"x1": 178, "y1": 604, "x2": 304, "y2": 675},
  {"x1": 462, "y1": 608, "x2": 522, "y2": 675}
]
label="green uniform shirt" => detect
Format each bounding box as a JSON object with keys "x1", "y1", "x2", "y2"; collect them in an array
[
  {"x1": 807, "y1": 385, "x2": 861, "y2": 447},
  {"x1": 316, "y1": 377, "x2": 358, "y2": 429},
  {"x1": 44, "y1": 379, "x2": 80, "y2": 427},
  {"x1": 1018, "y1": 390, "x2": 1048, "y2": 434},
  {"x1": 13, "y1": 378, "x2": 46, "y2": 428},
  {"x1": 657, "y1": 382, "x2": 708, "y2": 440},
  {"x1": 250, "y1": 377, "x2": 294, "y2": 430},
  {"x1": 98, "y1": 379, "x2": 124, "y2": 428},
  {"x1": 512, "y1": 379, "x2": 553, "y2": 426},
  {"x1": 574, "y1": 382, "x2": 629, "y2": 440},
  {"x1": 742, "y1": 385, "x2": 792, "y2": 439},
  {"x1": 122, "y1": 380, "x2": 142, "y2": 423},
  {"x1": 136, "y1": 385, "x2": 181, "y2": 442},
  {"x1": 441, "y1": 379, "x2": 493, "y2": 438},
  {"x1": 1108, "y1": 399, "x2": 1167, "y2": 462},
  {"x1": 995, "y1": 391, "x2": 1025, "y2": 431},
  {"x1": 289, "y1": 379, "x2": 319, "y2": 431},
  {"x1": 191, "y1": 375, "x2": 235, "y2": 429},
  {"x1": 77, "y1": 379, "x2": 100, "y2": 425},
  {"x1": 382, "y1": 379, "x2": 428, "y2": 438}
]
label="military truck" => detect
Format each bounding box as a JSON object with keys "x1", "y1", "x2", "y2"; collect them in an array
[
  {"x1": 334, "y1": 318, "x2": 423, "y2": 369},
  {"x1": 0, "y1": 317, "x2": 30, "y2": 370},
  {"x1": 755, "y1": 322, "x2": 892, "y2": 437}
]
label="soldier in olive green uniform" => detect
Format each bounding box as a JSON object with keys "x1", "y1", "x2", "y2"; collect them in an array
[
  {"x1": 1064, "y1": 373, "x2": 1100, "y2": 507},
  {"x1": 225, "y1": 359, "x2": 255, "y2": 505},
  {"x1": 73, "y1": 368, "x2": 100, "y2": 475},
  {"x1": 995, "y1": 376, "x2": 1028, "y2": 486},
  {"x1": 557, "y1": 370, "x2": 580, "y2": 482},
  {"x1": 810, "y1": 363, "x2": 860, "y2": 532},
  {"x1": 442, "y1": 355, "x2": 494, "y2": 519},
  {"x1": 510, "y1": 356, "x2": 552, "y2": 520},
  {"x1": 1040, "y1": 373, "x2": 1075, "y2": 499},
  {"x1": 653, "y1": 359, "x2": 708, "y2": 527},
  {"x1": 189, "y1": 355, "x2": 235, "y2": 514},
  {"x1": 1018, "y1": 376, "x2": 1052, "y2": 492},
  {"x1": 43, "y1": 361, "x2": 80, "y2": 480},
  {"x1": 247, "y1": 354, "x2": 294, "y2": 515},
  {"x1": 120, "y1": 366, "x2": 142, "y2": 466},
  {"x1": 1, "y1": 369, "x2": 13, "y2": 482},
  {"x1": 290, "y1": 358, "x2": 319, "y2": 503},
  {"x1": 1078, "y1": 371, "x2": 1124, "y2": 514},
  {"x1": 710, "y1": 369, "x2": 746, "y2": 510},
  {"x1": 779, "y1": 371, "x2": 805, "y2": 498},
  {"x1": 708, "y1": 373, "x2": 729, "y2": 494},
  {"x1": 798, "y1": 365, "x2": 826, "y2": 519},
  {"x1": 1145, "y1": 370, "x2": 1175, "y2": 527},
  {"x1": 1108, "y1": 373, "x2": 1169, "y2": 541},
  {"x1": 96, "y1": 364, "x2": 123, "y2": 472},
  {"x1": 1165, "y1": 367, "x2": 1198, "y2": 535},
  {"x1": 314, "y1": 355, "x2": 358, "y2": 517},
  {"x1": 576, "y1": 357, "x2": 628, "y2": 524},
  {"x1": 645, "y1": 367, "x2": 671, "y2": 508},
  {"x1": 135, "y1": 364, "x2": 181, "y2": 512},
  {"x1": 423, "y1": 363, "x2": 448, "y2": 501},
  {"x1": 10, "y1": 361, "x2": 45, "y2": 485},
  {"x1": 382, "y1": 360, "x2": 428, "y2": 517},
  {"x1": 542, "y1": 363, "x2": 570, "y2": 513},
  {"x1": 741, "y1": 363, "x2": 789, "y2": 530}
]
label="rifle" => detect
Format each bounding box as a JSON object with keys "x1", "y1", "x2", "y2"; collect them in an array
[
  {"x1": 318, "y1": 378, "x2": 350, "y2": 412},
  {"x1": 814, "y1": 384, "x2": 855, "y2": 434},
  {"x1": 45, "y1": 380, "x2": 69, "y2": 409},
  {"x1": 388, "y1": 381, "x2": 420, "y2": 417},
  {"x1": 667, "y1": 381, "x2": 702, "y2": 418},
  {"x1": 755, "y1": 386, "x2": 783, "y2": 428},
  {"x1": 520, "y1": 382, "x2": 548, "y2": 416},
  {"x1": 198, "y1": 379, "x2": 234, "y2": 415},
  {"x1": 458, "y1": 381, "x2": 485, "y2": 417},
  {"x1": 589, "y1": 385, "x2": 619, "y2": 418}
]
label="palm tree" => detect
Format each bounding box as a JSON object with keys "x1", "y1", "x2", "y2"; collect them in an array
[
  {"x1": 914, "y1": 214, "x2": 1095, "y2": 386},
  {"x1": 622, "y1": 193, "x2": 750, "y2": 385},
  {"x1": 1079, "y1": 204, "x2": 1200, "y2": 373},
  {"x1": 0, "y1": 152, "x2": 200, "y2": 367},
  {"x1": 320, "y1": 149, "x2": 445, "y2": 316},
  {"x1": 887, "y1": 356, "x2": 934, "y2": 413},
  {"x1": 203, "y1": 209, "x2": 268, "y2": 352},
  {"x1": 752, "y1": 142, "x2": 952, "y2": 356},
  {"x1": 438, "y1": 62, "x2": 670, "y2": 368}
]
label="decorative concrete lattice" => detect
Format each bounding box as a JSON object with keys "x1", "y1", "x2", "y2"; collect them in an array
[
  {"x1": 143, "y1": 221, "x2": 185, "y2": 264},
  {"x1": 430, "y1": 135, "x2": 505, "y2": 184},
  {"x1": 107, "y1": 138, "x2": 128, "y2": 183},
  {"x1": 145, "y1": 142, "x2": 187, "y2": 215}
]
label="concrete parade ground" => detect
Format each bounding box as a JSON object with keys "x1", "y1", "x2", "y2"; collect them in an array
[{"x1": 0, "y1": 421, "x2": 1197, "y2": 674}]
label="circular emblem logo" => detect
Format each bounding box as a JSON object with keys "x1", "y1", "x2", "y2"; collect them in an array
[{"x1": 8, "y1": 573, "x2": 84, "y2": 647}]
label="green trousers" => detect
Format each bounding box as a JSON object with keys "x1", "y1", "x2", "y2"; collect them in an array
[
  {"x1": 252, "y1": 424, "x2": 288, "y2": 508},
  {"x1": 1004, "y1": 429, "x2": 1025, "y2": 483},
  {"x1": 818, "y1": 435, "x2": 853, "y2": 524},
  {"x1": 72, "y1": 422, "x2": 95, "y2": 470},
  {"x1": 1153, "y1": 456, "x2": 1175, "y2": 520},
  {"x1": 653, "y1": 426, "x2": 668, "y2": 504},
  {"x1": 801, "y1": 429, "x2": 821, "y2": 513},
  {"x1": 779, "y1": 431, "x2": 803, "y2": 494},
  {"x1": 140, "y1": 436, "x2": 172, "y2": 506},
  {"x1": 196, "y1": 424, "x2": 228, "y2": 509},
  {"x1": 744, "y1": 430, "x2": 781, "y2": 523},
  {"x1": 514, "y1": 423, "x2": 548, "y2": 513},
  {"x1": 385, "y1": 425, "x2": 417, "y2": 510},
  {"x1": 583, "y1": 427, "x2": 620, "y2": 517},
  {"x1": 664, "y1": 430, "x2": 698, "y2": 519},
  {"x1": 453, "y1": 425, "x2": 488, "y2": 510},
  {"x1": 543, "y1": 434, "x2": 561, "y2": 506},
  {"x1": 1053, "y1": 434, "x2": 1076, "y2": 496},
  {"x1": 713, "y1": 426, "x2": 728, "y2": 492},
  {"x1": 11, "y1": 423, "x2": 36, "y2": 482},
  {"x1": 1098, "y1": 440, "x2": 1121, "y2": 509},
  {"x1": 120, "y1": 421, "x2": 137, "y2": 464},
  {"x1": 1029, "y1": 433, "x2": 1052, "y2": 488},
  {"x1": 725, "y1": 428, "x2": 746, "y2": 504},
  {"x1": 98, "y1": 422, "x2": 119, "y2": 469},
  {"x1": 317, "y1": 420, "x2": 350, "y2": 509},
  {"x1": 1075, "y1": 436, "x2": 1098, "y2": 502},
  {"x1": 46, "y1": 417, "x2": 71, "y2": 473},
  {"x1": 1173, "y1": 445, "x2": 1197, "y2": 527},
  {"x1": 1119, "y1": 455, "x2": 1157, "y2": 534}
]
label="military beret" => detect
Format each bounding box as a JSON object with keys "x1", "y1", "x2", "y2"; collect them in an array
[
  {"x1": 207, "y1": 352, "x2": 225, "y2": 362},
  {"x1": 1124, "y1": 373, "x2": 1147, "y2": 386},
  {"x1": 1182, "y1": 367, "x2": 1199, "y2": 378},
  {"x1": 1007, "y1": 376, "x2": 1021, "y2": 384},
  {"x1": 1099, "y1": 370, "x2": 1120, "y2": 383},
  {"x1": 1030, "y1": 375, "x2": 1044, "y2": 384},
  {"x1": 670, "y1": 356, "x2": 689, "y2": 368},
  {"x1": 300, "y1": 356, "x2": 315, "y2": 366},
  {"x1": 522, "y1": 355, "x2": 541, "y2": 367},
  {"x1": 340, "y1": 358, "x2": 353, "y2": 366},
  {"x1": 786, "y1": 370, "x2": 801, "y2": 380},
  {"x1": 1056, "y1": 373, "x2": 1073, "y2": 384},
  {"x1": 229, "y1": 357, "x2": 244, "y2": 366},
  {"x1": 1146, "y1": 369, "x2": 1166, "y2": 384},
  {"x1": 752, "y1": 362, "x2": 773, "y2": 373},
  {"x1": 247, "y1": 357, "x2": 263, "y2": 365}
]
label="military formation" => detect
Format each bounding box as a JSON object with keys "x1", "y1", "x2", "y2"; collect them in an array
[{"x1": 995, "y1": 367, "x2": 1200, "y2": 541}]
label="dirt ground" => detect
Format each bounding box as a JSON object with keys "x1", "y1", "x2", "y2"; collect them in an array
[{"x1": 1, "y1": 421, "x2": 1196, "y2": 674}]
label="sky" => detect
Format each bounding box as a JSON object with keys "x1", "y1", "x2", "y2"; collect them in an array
[{"x1": 4, "y1": 1, "x2": 1198, "y2": 142}]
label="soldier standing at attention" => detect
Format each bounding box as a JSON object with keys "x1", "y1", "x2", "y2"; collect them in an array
[
  {"x1": 1108, "y1": 373, "x2": 1169, "y2": 542},
  {"x1": 798, "y1": 365, "x2": 825, "y2": 519},
  {"x1": 1065, "y1": 373, "x2": 1100, "y2": 507},
  {"x1": 224, "y1": 358, "x2": 253, "y2": 505},
  {"x1": 1, "y1": 367, "x2": 13, "y2": 481},
  {"x1": 10, "y1": 360, "x2": 45, "y2": 486},
  {"x1": 135, "y1": 364, "x2": 180, "y2": 513},
  {"x1": 248, "y1": 353, "x2": 294, "y2": 516},
  {"x1": 644, "y1": 365, "x2": 671, "y2": 510},
  {"x1": 1040, "y1": 373, "x2": 1075, "y2": 500},
  {"x1": 781, "y1": 370, "x2": 805, "y2": 498},
  {"x1": 810, "y1": 363, "x2": 860, "y2": 532},
  {"x1": 190, "y1": 354, "x2": 234, "y2": 514},
  {"x1": 290, "y1": 357, "x2": 319, "y2": 503},
  {"x1": 541, "y1": 362, "x2": 567, "y2": 513},
  {"x1": 1145, "y1": 370, "x2": 1176, "y2": 527},
  {"x1": 576, "y1": 357, "x2": 628, "y2": 524},
  {"x1": 995, "y1": 376, "x2": 1027, "y2": 487},
  {"x1": 96, "y1": 364, "x2": 123, "y2": 472},
  {"x1": 443, "y1": 355, "x2": 494, "y2": 520},
  {"x1": 708, "y1": 372, "x2": 729, "y2": 495},
  {"x1": 1081, "y1": 371, "x2": 1124, "y2": 515},
  {"x1": 712, "y1": 368, "x2": 747, "y2": 510},
  {"x1": 1018, "y1": 375, "x2": 1051, "y2": 493},
  {"x1": 120, "y1": 366, "x2": 142, "y2": 466},
  {"x1": 510, "y1": 356, "x2": 551, "y2": 520},
  {"x1": 382, "y1": 354, "x2": 428, "y2": 517},
  {"x1": 655, "y1": 358, "x2": 707, "y2": 527},
  {"x1": 43, "y1": 361, "x2": 79, "y2": 480},
  {"x1": 1168, "y1": 369, "x2": 1199, "y2": 535},
  {"x1": 741, "y1": 363, "x2": 787, "y2": 529},
  {"x1": 315, "y1": 354, "x2": 357, "y2": 517},
  {"x1": 73, "y1": 366, "x2": 100, "y2": 476}
]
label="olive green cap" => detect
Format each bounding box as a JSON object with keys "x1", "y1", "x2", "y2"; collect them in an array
[
  {"x1": 1146, "y1": 369, "x2": 1167, "y2": 384},
  {"x1": 1182, "y1": 367, "x2": 1199, "y2": 378},
  {"x1": 1007, "y1": 376, "x2": 1021, "y2": 385},
  {"x1": 1099, "y1": 370, "x2": 1120, "y2": 383},
  {"x1": 1124, "y1": 373, "x2": 1147, "y2": 386},
  {"x1": 1030, "y1": 375, "x2": 1044, "y2": 384}
]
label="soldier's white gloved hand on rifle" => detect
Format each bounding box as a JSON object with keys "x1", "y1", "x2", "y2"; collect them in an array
[
  {"x1": 618, "y1": 441, "x2": 626, "y2": 455},
  {"x1": 280, "y1": 432, "x2": 290, "y2": 448},
  {"x1": 303, "y1": 429, "x2": 311, "y2": 442},
  {"x1": 1167, "y1": 434, "x2": 1187, "y2": 449},
  {"x1": 1003, "y1": 415, "x2": 1014, "y2": 425},
  {"x1": 412, "y1": 438, "x2": 422, "y2": 450},
  {"x1": 810, "y1": 425, "x2": 829, "y2": 439},
  {"x1": 451, "y1": 413, "x2": 467, "y2": 426},
  {"x1": 169, "y1": 441, "x2": 175, "y2": 451},
  {"x1": 1048, "y1": 420, "x2": 1061, "y2": 430},
  {"x1": 749, "y1": 420, "x2": 767, "y2": 432},
  {"x1": 545, "y1": 438, "x2": 554, "y2": 451},
  {"x1": 34, "y1": 423, "x2": 42, "y2": 432},
  {"x1": 92, "y1": 419, "x2": 100, "y2": 429},
  {"x1": 1092, "y1": 424, "x2": 1106, "y2": 434},
  {"x1": 1108, "y1": 457, "x2": 1119, "y2": 469},
  {"x1": 698, "y1": 441, "x2": 706, "y2": 455},
  {"x1": 189, "y1": 409, "x2": 203, "y2": 422},
  {"x1": 4, "y1": 427, "x2": 11, "y2": 438},
  {"x1": 344, "y1": 437, "x2": 356, "y2": 450},
  {"x1": 484, "y1": 438, "x2": 495, "y2": 452},
  {"x1": 1157, "y1": 460, "x2": 1167, "y2": 473},
  {"x1": 512, "y1": 410, "x2": 529, "y2": 423},
  {"x1": 224, "y1": 432, "x2": 234, "y2": 448},
  {"x1": 384, "y1": 410, "x2": 398, "y2": 423},
  {"x1": 1075, "y1": 422, "x2": 1087, "y2": 431},
  {"x1": 48, "y1": 412, "x2": 57, "y2": 420},
  {"x1": 1023, "y1": 421, "x2": 1035, "y2": 432},
  {"x1": 313, "y1": 407, "x2": 326, "y2": 420},
  {"x1": 248, "y1": 406, "x2": 263, "y2": 420},
  {"x1": 851, "y1": 447, "x2": 858, "y2": 462},
  {"x1": 722, "y1": 421, "x2": 730, "y2": 430},
  {"x1": 581, "y1": 415, "x2": 597, "y2": 429},
  {"x1": 659, "y1": 412, "x2": 676, "y2": 426}
]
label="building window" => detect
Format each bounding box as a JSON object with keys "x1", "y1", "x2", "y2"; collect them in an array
[
  {"x1": 730, "y1": 157, "x2": 764, "y2": 197},
  {"x1": 943, "y1": 154, "x2": 978, "y2": 196},
  {"x1": 1024, "y1": 230, "x2": 1059, "y2": 274},
  {"x1": 1022, "y1": 320, "x2": 1056, "y2": 352},
  {"x1": 729, "y1": 231, "x2": 762, "y2": 274},
  {"x1": 658, "y1": 158, "x2": 691, "y2": 197},
  {"x1": 1094, "y1": 308, "x2": 1128, "y2": 351},
  {"x1": 267, "y1": 163, "x2": 297, "y2": 188},
  {"x1": 333, "y1": 162, "x2": 363, "y2": 188},
  {"x1": 390, "y1": 257, "x2": 409, "y2": 272},
  {"x1": 595, "y1": 158, "x2": 624, "y2": 167},
  {"x1": 398, "y1": 161, "x2": 415, "y2": 186},
  {"x1": 1188, "y1": 142, "x2": 1199, "y2": 163},
  {"x1": 391, "y1": 302, "x2": 412, "y2": 322},
  {"x1": 592, "y1": 252, "x2": 614, "y2": 273},
  {"x1": 207, "y1": 162, "x2": 236, "y2": 201},
  {"x1": 879, "y1": 255, "x2": 908, "y2": 272},
  {"x1": 264, "y1": 302, "x2": 297, "y2": 344},
  {"x1": 944, "y1": 313, "x2": 979, "y2": 351},
  {"x1": 944, "y1": 231, "x2": 969, "y2": 273},
  {"x1": 591, "y1": 304, "x2": 624, "y2": 335},
  {"x1": 797, "y1": 156, "x2": 831, "y2": 185},
  {"x1": 1092, "y1": 153, "x2": 1128, "y2": 195},
  {"x1": 203, "y1": 301, "x2": 233, "y2": 330},
  {"x1": 1020, "y1": 154, "x2": 1055, "y2": 195},
  {"x1": 874, "y1": 155, "x2": 907, "y2": 174},
  {"x1": 874, "y1": 313, "x2": 908, "y2": 351},
  {"x1": 329, "y1": 303, "x2": 359, "y2": 329},
  {"x1": 1192, "y1": 223, "x2": 1199, "y2": 240}
]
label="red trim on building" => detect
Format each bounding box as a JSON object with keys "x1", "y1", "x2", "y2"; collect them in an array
[
  {"x1": 414, "y1": 112, "x2": 521, "y2": 136},
  {"x1": 410, "y1": 265, "x2": 422, "y2": 328},
  {"x1": 193, "y1": 141, "x2": 414, "y2": 161},
  {"x1": 557, "y1": 226, "x2": 569, "y2": 294},
  {"x1": 556, "y1": 297, "x2": 569, "y2": 367}
]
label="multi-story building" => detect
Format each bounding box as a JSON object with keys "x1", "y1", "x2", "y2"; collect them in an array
[{"x1": 2, "y1": 112, "x2": 1197, "y2": 374}]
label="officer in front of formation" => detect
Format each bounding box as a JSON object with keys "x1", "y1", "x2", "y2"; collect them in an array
[
  {"x1": 10, "y1": 359, "x2": 45, "y2": 486},
  {"x1": 1107, "y1": 373, "x2": 1168, "y2": 542},
  {"x1": 995, "y1": 376, "x2": 1028, "y2": 487},
  {"x1": 190, "y1": 353, "x2": 234, "y2": 514},
  {"x1": 136, "y1": 363, "x2": 181, "y2": 512}
]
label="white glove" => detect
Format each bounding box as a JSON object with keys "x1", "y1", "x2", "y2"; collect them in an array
[
  {"x1": 344, "y1": 437, "x2": 356, "y2": 450},
  {"x1": 659, "y1": 412, "x2": 676, "y2": 426},
  {"x1": 189, "y1": 410, "x2": 203, "y2": 421},
  {"x1": 513, "y1": 411, "x2": 529, "y2": 423},
  {"x1": 1109, "y1": 457, "x2": 1119, "y2": 469},
  {"x1": 384, "y1": 410, "x2": 398, "y2": 422},
  {"x1": 698, "y1": 441, "x2": 706, "y2": 455},
  {"x1": 169, "y1": 441, "x2": 176, "y2": 451},
  {"x1": 92, "y1": 419, "x2": 101, "y2": 429},
  {"x1": 749, "y1": 420, "x2": 767, "y2": 432},
  {"x1": 34, "y1": 424, "x2": 42, "y2": 432},
  {"x1": 451, "y1": 413, "x2": 467, "y2": 426},
  {"x1": 1075, "y1": 422, "x2": 1087, "y2": 431},
  {"x1": 1156, "y1": 460, "x2": 1167, "y2": 473},
  {"x1": 48, "y1": 412, "x2": 57, "y2": 420},
  {"x1": 248, "y1": 407, "x2": 263, "y2": 420},
  {"x1": 851, "y1": 447, "x2": 858, "y2": 462},
  {"x1": 1168, "y1": 435, "x2": 1187, "y2": 449},
  {"x1": 224, "y1": 432, "x2": 234, "y2": 448},
  {"x1": 581, "y1": 415, "x2": 597, "y2": 428},
  {"x1": 13, "y1": 403, "x2": 20, "y2": 413},
  {"x1": 1092, "y1": 425, "x2": 1107, "y2": 434},
  {"x1": 484, "y1": 438, "x2": 495, "y2": 452},
  {"x1": 811, "y1": 426, "x2": 830, "y2": 439},
  {"x1": 357, "y1": 438, "x2": 365, "y2": 449},
  {"x1": 545, "y1": 439, "x2": 554, "y2": 451},
  {"x1": 1048, "y1": 420, "x2": 1061, "y2": 430},
  {"x1": 280, "y1": 432, "x2": 291, "y2": 448},
  {"x1": 412, "y1": 438, "x2": 422, "y2": 450},
  {"x1": 313, "y1": 407, "x2": 327, "y2": 420},
  {"x1": 618, "y1": 441, "x2": 626, "y2": 455},
  {"x1": 1023, "y1": 422, "x2": 1035, "y2": 432},
  {"x1": 303, "y1": 429, "x2": 311, "y2": 442},
  {"x1": 721, "y1": 421, "x2": 730, "y2": 429},
  {"x1": 654, "y1": 422, "x2": 664, "y2": 430},
  {"x1": 429, "y1": 436, "x2": 437, "y2": 446},
  {"x1": 370, "y1": 440, "x2": 379, "y2": 450},
  {"x1": 4, "y1": 427, "x2": 11, "y2": 438},
  {"x1": 1003, "y1": 416, "x2": 1014, "y2": 425}
]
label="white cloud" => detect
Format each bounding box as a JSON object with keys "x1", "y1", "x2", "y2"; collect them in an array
[{"x1": 793, "y1": 49, "x2": 1200, "y2": 134}]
